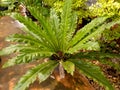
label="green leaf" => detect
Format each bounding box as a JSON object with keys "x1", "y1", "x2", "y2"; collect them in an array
[
  {"x1": 71, "y1": 51, "x2": 120, "y2": 71},
  {"x1": 38, "y1": 61, "x2": 59, "y2": 82},
  {"x1": 50, "y1": 9, "x2": 60, "y2": 37},
  {"x1": 68, "y1": 19, "x2": 120, "y2": 54},
  {"x1": 49, "y1": 9, "x2": 60, "y2": 50},
  {"x1": 67, "y1": 12, "x2": 77, "y2": 42},
  {"x1": 70, "y1": 59, "x2": 114, "y2": 90},
  {"x1": 68, "y1": 24, "x2": 106, "y2": 53},
  {"x1": 68, "y1": 16, "x2": 109, "y2": 48},
  {"x1": 60, "y1": 0, "x2": 72, "y2": 51},
  {"x1": 6, "y1": 34, "x2": 41, "y2": 46},
  {"x1": 78, "y1": 41, "x2": 100, "y2": 51},
  {"x1": 28, "y1": 7, "x2": 58, "y2": 52},
  {"x1": 0, "y1": 44, "x2": 25, "y2": 56},
  {"x1": 15, "y1": 14, "x2": 54, "y2": 50},
  {"x1": 62, "y1": 61, "x2": 75, "y2": 75},
  {"x1": 2, "y1": 56, "x2": 17, "y2": 68},
  {"x1": 2, "y1": 48, "x2": 53, "y2": 68},
  {"x1": 14, "y1": 60, "x2": 58, "y2": 90},
  {"x1": 71, "y1": 51, "x2": 120, "y2": 60}
]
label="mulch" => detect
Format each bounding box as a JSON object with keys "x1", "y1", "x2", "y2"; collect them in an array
[{"x1": 89, "y1": 59, "x2": 120, "y2": 90}]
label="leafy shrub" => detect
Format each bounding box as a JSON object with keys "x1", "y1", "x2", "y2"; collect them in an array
[
  {"x1": 89, "y1": 0, "x2": 120, "y2": 17},
  {"x1": 53, "y1": 0, "x2": 91, "y2": 23},
  {"x1": 0, "y1": 0, "x2": 120, "y2": 90}
]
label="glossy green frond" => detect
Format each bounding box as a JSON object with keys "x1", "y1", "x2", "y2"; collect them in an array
[
  {"x1": 70, "y1": 59, "x2": 114, "y2": 90},
  {"x1": 71, "y1": 51, "x2": 120, "y2": 71},
  {"x1": 49, "y1": 9, "x2": 60, "y2": 49},
  {"x1": 77, "y1": 41, "x2": 100, "y2": 51},
  {"x1": 67, "y1": 12, "x2": 77, "y2": 42},
  {"x1": 15, "y1": 14, "x2": 54, "y2": 51},
  {"x1": 0, "y1": 44, "x2": 24, "y2": 56},
  {"x1": 6, "y1": 34, "x2": 41, "y2": 46},
  {"x1": 19, "y1": 46, "x2": 53, "y2": 55},
  {"x1": 68, "y1": 19, "x2": 120, "y2": 54},
  {"x1": 15, "y1": 14, "x2": 43, "y2": 39},
  {"x1": 68, "y1": 16, "x2": 109, "y2": 48},
  {"x1": 28, "y1": 7, "x2": 58, "y2": 52},
  {"x1": 2, "y1": 48, "x2": 53, "y2": 68},
  {"x1": 68, "y1": 24, "x2": 106, "y2": 53},
  {"x1": 6, "y1": 33, "x2": 56, "y2": 52},
  {"x1": 14, "y1": 60, "x2": 58, "y2": 90},
  {"x1": 28, "y1": 7, "x2": 54, "y2": 36},
  {"x1": 0, "y1": 43, "x2": 52, "y2": 57},
  {"x1": 71, "y1": 51, "x2": 120, "y2": 60},
  {"x1": 38, "y1": 61, "x2": 59, "y2": 82},
  {"x1": 2, "y1": 56, "x2": 16, "y2": 68},
  {"x1": 60, "y1": 0, "x2": 72, "y2": 51}
]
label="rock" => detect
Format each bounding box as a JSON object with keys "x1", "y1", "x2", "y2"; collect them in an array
[{"x1": 0, "y1": 16, "x2": 24, "y2": 67}]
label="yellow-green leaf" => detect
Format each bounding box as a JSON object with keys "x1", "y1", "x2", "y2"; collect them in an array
[{"x1": 62, "y1": 61, "x2": 75, "y2": 75}]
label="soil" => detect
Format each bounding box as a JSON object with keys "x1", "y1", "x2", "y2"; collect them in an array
[{"x1": 89, "y1": 60, "x2": 120, "y2": 90}]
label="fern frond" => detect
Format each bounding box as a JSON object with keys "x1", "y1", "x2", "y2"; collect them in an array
[
  {"x1": 50, "y1": 9, "x2": 60, "y2": 37},
  {"x1": 67, "y1": 16, "x2": 109, "y2": 49},
  {"x1": 66, "y1": 12, "x2": 77, "y2": 42},
  {"x1": 68, "y1": 24, "x2": 106, "y2": 53},
  {"x1": 0, "y1": 44, "x2": 25, "y2": 56},
  {"x1": 28, "y1": 7, "x2": 58, "y2": 52},
  {"x1": 77, "y1": 41, "x2": 100, "y2": 51},
  {"x1": 15, "y1": 14, "x2": 43, "y2": 40},
  {"x1": 60, "y1": 0, "x2": 72, "y2": 51},
  {"x1": 2, "y1": 48, "x2": 53, "y2": 68},
  {"x1": 6, "y1": 34, "x2": 41, "y2": 46},
  {"x1": 68, "y1": 19, "x2": 120, "y2": 53},
  {"x1": 71, "y1": 51, "x2": 120, "y2": 71},
  {"x1": 70, "y1": 59, "x2": 114, "y2": 90},
  {"x1": 38, "y1": 61, "x2": 59, "y2": 82},
  {"x1": 71, "y1": 51, "x2": 120, "y2": 60},
  {"x1": 50, "y1": 9, "x2": 60, "y2": 49},
  {"x1": 14, "y1": 60, "x2": 58, "y2": 90},
  {"x1": 2, "y1": 56, "x2": 18, "y2": 68},
  {"x1": 19, "y1": 46, "x2": 53, "y2": 55},
  {"x1": 15, "y1": 14, "x2": 54, "y2": 51}
]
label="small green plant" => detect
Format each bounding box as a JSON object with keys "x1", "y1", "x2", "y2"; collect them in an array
[{"x1": 0, "y1": 0, "x2": 120, "y2": 90}]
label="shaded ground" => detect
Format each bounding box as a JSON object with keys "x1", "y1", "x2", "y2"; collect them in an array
[
  {"x1": 0, "y1": 16, "x2": 94, "y2": 90},
  {"x1": 89, "y1": 60, "x2": 120, "y2": 90}
]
